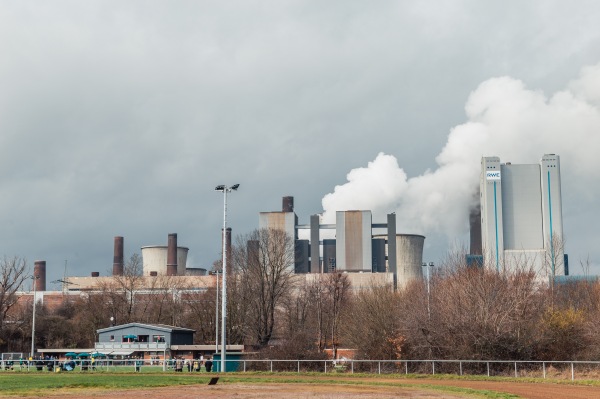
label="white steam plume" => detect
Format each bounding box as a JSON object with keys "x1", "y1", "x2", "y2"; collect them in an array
[{"x1": 322, "y1": 63, "x2": 600, "y2": 239}]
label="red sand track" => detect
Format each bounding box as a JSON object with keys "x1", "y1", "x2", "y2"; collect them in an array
[{"x1": 4, "y1": 375, "x2": 600, "y2": 398}]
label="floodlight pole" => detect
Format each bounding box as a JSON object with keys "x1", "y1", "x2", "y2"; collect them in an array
[
  {"x1": 31, "y1": 275, "x2": 39, "y2": 359},
  {"x1": 215, "y1": 184, "x2": 239, "y2": 373},
  {"x1": 215, "y1": 269, "x2": 219, "y2": 353},
  {"x1": 422, "y1": 262, "x2": 434, "y2": 320}
]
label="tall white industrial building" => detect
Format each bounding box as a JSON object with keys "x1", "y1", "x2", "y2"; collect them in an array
[{"x1": 480, "y1": 154, "x2": 565, "y2": 277}]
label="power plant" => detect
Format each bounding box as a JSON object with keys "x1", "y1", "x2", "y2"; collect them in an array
[
  {"x1": 478, "y1": 154, "x2": 566, "y2": 277},
  {"x1": 33, "y1": 193, "x2": 425, "y2": 293},
  {"x1": 20, "y1": 154, "x2": 571, "y2": 296}
]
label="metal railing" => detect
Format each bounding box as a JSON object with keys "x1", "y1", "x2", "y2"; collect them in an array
[
  {"x1": 2, "y1": 358, "x2": 599, "y2": 381},
  {"x1": 224, "y1": 359, "x2": 600, "y2": 380},
  {"x1": 94, "y1": 342, "x2": 167, "y2": 351}
]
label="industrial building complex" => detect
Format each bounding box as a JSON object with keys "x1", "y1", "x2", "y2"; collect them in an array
[
  {"x1": 30, "y1": 196, "x2": 427, "y2": 294},
  {"x1": 9, "y1": 153, "x2": 576, "y2": 361},
  {"x1": 478, "y1": 154, "x2": 566, "y2": 278},
  {"x1": 21, "y1": 153, "x2": 569, "y2": 298},
  {"x1": 259, "y1": 196, "x2": 425, "y2": 288}
]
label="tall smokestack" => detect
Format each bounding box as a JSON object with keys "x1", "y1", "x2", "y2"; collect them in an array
[
  {"x1": 222, "y1": 227, "x2": 232, "y2": 275},
  {"x1": 113, "y1": 236, "x2": 124, "y2": 276},
  {"x1": 167, "y1": 233, "x2": 178, "y2": 276},
  {"x1": 33, "y1": 260, "x2": 46, "y2": 292},
  {"x1": 469, "y1": 205, "x2": 482, "y2": 255},
  {"x1": 282, "y1": 196, "x2": 294, "y2": 212}
]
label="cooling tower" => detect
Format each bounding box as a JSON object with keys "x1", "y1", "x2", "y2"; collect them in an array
[
  {"x1": 395, "y1": 234, "x2": 425, "y2": 288},
  {"x1": 373, "y1": 234, "x2": 425, "y2": 288},
  {"x1": 141, "y1": 245, "x2": 189, "y2": 276}
]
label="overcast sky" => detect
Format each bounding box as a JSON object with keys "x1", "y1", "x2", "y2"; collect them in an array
[{"x1": 2, "y1": 1, "x2": 600, "y2": 286}]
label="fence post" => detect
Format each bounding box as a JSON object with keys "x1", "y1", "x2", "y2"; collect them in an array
[
  {"x1": 270, "y1": 360, "x2": 273, "y2": 373},
  {"x1": 543, "y1": 362, "x2": 546, "y2": 379},
  {"x1": 514, "y1": 362, "x2": 517, "y2": 378},
  {"x1": 487, "y1": 362, "x2": 490, "y2": 377},
  {"x1": 324, "y1": 360, "x2": 327, "y2": 373},
  {"x1": 405, "y1": 361, "x2": 408, "y2": 375},
  {"x1": 432, "y1": 361, "x2": 435, "y2": 375},
  {"x1": 571, "y1": 362, "x2": 574, "y2": 381},
  {"x1": 459, "y1": 361, "x2": 462, "y2": 376},
  {"x1": 244, "y1": 360, "x2": 246, "y2": 372},
  {"x1": 378, "y1": 361, "x2": 381, "y2": 375},
  {"x1": 351, "y1": 360, "x2": 354, "y2": 374},
  {"x1": 298, "y1": 360, "x2": 300, "y2": 373}
]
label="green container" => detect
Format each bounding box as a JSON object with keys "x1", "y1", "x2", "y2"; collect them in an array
[{"x1": 211, "y1": 352, "x2": 242, "y2": 372}]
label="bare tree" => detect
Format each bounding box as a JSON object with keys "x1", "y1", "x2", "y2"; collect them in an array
[
  {"x1": 280, "y1": 277, "x2": 312, "y2": 339},
  {"x1": 181, "y1": 286, "x2": 219, "y2": 344},
  {"x1": 344, "y1": 281, "x2": 402, "y2": 360},
  {"x1": 421, "y1": 266, "x2": 541, "y2": 360},
  {"x1": 271, "y1": 276, "x2": 325, "y2": 359},
  {"x1": 327, "y1": 273, "x2": 351, "y2": 359},
  {"x1": 233, "y1": 228, "x2": 295, "y2": 347},
  {"x1": 0, "y1": 257, "x2": 28, "y2": 347},
  {"x1": 544, "y1": 233, "x2": 566, "y2": 277},
  {"x1": 97, "y1": 253, "x2": 144, "y2": 325},
  {"x1": 308, "y1": 274, "x2": 329, "y2": 352},
  {"x1": 302, "y1": 273, "x2": 352, "y2": 357}
]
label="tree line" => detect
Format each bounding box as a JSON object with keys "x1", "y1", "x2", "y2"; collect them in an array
[{"x1": 1, "y1": 229, "x2": 600, "y2": 361}]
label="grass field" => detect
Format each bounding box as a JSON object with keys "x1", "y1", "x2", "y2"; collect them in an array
[
  {"x1": 0, "y1": 371, "x2": 513, "y2": 398},
  {"x1": 1, "y1": 370, "x2": 599, "y2": 398},
  {"x1": 0, "y1": 372, "x2": 209, "y2": 395}
]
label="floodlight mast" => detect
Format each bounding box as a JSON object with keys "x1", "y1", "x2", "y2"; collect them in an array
[
  {"x1": 30, "y1": 275, "x2": 39, "y2": 359},
  {"x1": 214, "y1": 184, "x2": 239, "y2": 373}
]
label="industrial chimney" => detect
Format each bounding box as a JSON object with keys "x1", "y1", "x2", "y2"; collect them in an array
[
  {"x1": 167, "y1": 233, "x2": 178, "y2": 276},
  {"x1": 33, "y1": 260, "x2": 46, "y2": 292},
  {"x1": 469, "y1": 205, "x2": 482, "y2": 256},
  {"x1": 113, "y1": 236, "x2": 124, "y2": 276},
  {"x1": 222, "y1": 227, "x2": 232, "y2": 275},
  {"x1": 282, "y1": 196, "x2": 294, "y2": 212}
]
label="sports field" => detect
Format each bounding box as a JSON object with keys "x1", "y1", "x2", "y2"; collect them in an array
[{"x1": 1, "y1": 372, "x2": 600, "y2": 398}]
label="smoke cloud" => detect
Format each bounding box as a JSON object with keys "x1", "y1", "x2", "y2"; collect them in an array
[{"x1": 322, "y1": 63, "x2": 600, "y2": 241}]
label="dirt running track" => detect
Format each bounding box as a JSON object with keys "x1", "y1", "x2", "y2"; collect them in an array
[
  {"x1": 385, "y1": 377, "x2": 600, "y2": 398},
  {"x1": 6, "y1": 375, "x2": 600, "y2": 399}
]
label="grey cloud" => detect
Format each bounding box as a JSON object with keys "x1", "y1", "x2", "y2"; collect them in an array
[{"x1": 1, "y1": 1, "x2": 600, "y2": 283}]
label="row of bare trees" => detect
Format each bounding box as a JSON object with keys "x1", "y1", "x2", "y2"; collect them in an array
[{"x1": 2, "y1": 230, "x2": 600, "y2": 361}]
